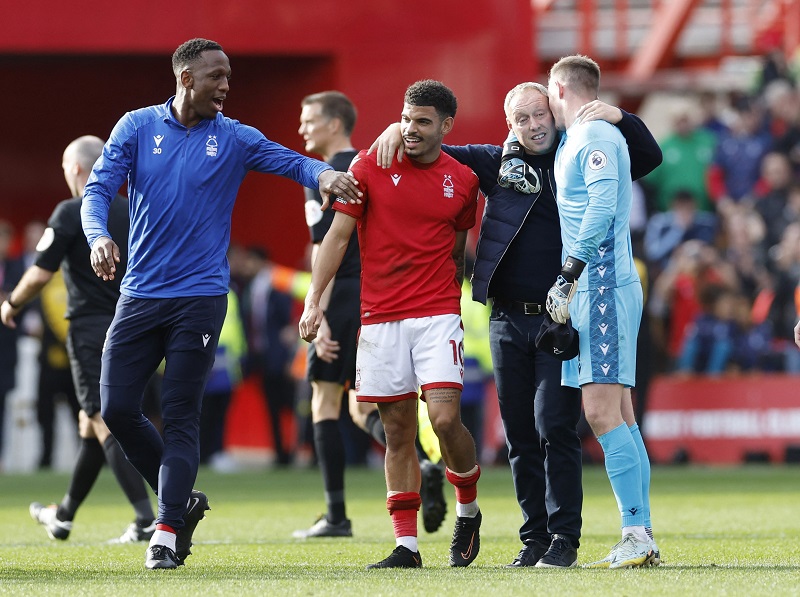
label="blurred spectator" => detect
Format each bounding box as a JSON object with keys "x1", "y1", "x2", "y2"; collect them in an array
[
  {"x1": 763, "y1": 81, "x2": 800, "y2": 175},
  {"x1": 35, "y1": 270, "x2": 79, "y2": 469},
  {"x1": 645, "y1": 107, "x2": 717, "y2": 212},
  {"x1": 0, "y1": 220, "x2": 24, "y2": 464},
  {"x1": 753, "y1": 151, "x2": 796, "y2": 250},
  {"x1": 16, "y1": 222, "x2": 46, "y2": 338},
  {"x1": 643, "y1": 189, "x2": 717, "y2": 274},
  {"x1": 240, "y1": 246, "x2": 297, "y2": 466},
  {"x1": 731, "y1": 293, "x2": 773, "y2": 372},
  {"x1": 781, "y1": 183, "x2": 800, "y2": 234},
  {"x1": 698, "y1": 91, "x2": 730, "y2": 137},
  {"x1": 718, "y1": 203, "x2": 770, "y2": 301},
  {"x1": 676, "y1": 284, "x2": 738, "y2": 375},
  {"x1": 649, "y1": 241, "x2": 736, "y2": 372},
  {"x1": 759, "y1": 222, "x2": 800, "y2": 372},
  {"x1": 756, "y1": 48, "x2": 796, "y2": 93},
  {"x1": 21, "y1": 221, "x2": 46, "y2": 269},
  {"x1": 227, "y1": 242, "x2": 250, "y2": 297},
  {"x1": 199, "y1": 290, "x2": 247, "y2": 468},
  {"x1": 707, "y1": 96, "x2": 773, "y2": 205},
  {"x1": 630, "y1": 180, "x2": 649, "y2": 253}
]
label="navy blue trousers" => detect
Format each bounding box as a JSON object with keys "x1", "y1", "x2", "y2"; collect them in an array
[
  {"x1": 489, "y1": 302, "x2": 583, "y2": 548},
  {"x1": 100, "y1": 294, "x2": 227, "y2": 529}
]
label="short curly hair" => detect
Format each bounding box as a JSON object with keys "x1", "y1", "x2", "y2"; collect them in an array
[
  {"x1": 172, "y1": 38, "x2": 224, "y2": 75},
  {"x1": 404, "y1": 80, "x2": 457, "y2": 120}
]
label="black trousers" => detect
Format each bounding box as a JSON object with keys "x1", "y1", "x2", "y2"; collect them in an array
[
  {"x1": 100, "y1": 294, "x2": 226, "y2": 528},
  {"x1": 489, "y1": 302, "x2": 583, "y2": 548}
]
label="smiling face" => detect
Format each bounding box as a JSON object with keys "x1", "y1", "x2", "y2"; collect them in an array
[
  {"x1": 184, "y1": 50, "x2": 231, "y2": 122},
  {"x1": 506, "y1": 87, "x2": 558, "y2": 155},
  {"x1": 400, "y1": 104, "x2": 452, "y2": 163}
]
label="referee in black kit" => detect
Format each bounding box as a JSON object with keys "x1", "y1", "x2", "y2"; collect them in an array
[{"x1": 1, "y1": 135, "x2": 156, "y2": 543}]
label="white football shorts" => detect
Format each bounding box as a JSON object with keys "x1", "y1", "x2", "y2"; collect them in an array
[{"x1": 355, "y1": 314, "x2": 464, "y2": 402}]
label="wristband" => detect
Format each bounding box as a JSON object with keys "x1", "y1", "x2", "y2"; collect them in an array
[
  {"x1": 500, "y1": 139, "x2": 525, "y2": 163},
  {"x1": 5, "y1": 297, "x2": 21, "y2": 310},
  {"x1": 561, "y1": 256, "x2": 586, "y2": 282}
]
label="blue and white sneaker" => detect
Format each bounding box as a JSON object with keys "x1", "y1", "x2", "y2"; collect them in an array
[{"x1": 584, "y1": 533, "x2": 651, "y2": 569}]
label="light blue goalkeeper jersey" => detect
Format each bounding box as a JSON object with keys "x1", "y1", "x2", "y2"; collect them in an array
[
  {"x1": 82, "y1": 97, "x2": 331, "y2": 298},
  {"x1": 553, "y1": 119, "x2": 639, "y2": 291}
]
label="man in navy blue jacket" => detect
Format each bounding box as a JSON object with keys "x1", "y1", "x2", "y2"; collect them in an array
[
  {"x1": 370, "y1": 82, "x2": 661, "y2": 568},
  {"x1": 81, "y1": 38, "x2": 362, "y2": 570}
]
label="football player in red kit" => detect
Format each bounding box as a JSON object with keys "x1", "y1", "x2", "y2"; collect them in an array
[{"x1": 300, "y1": 80, "x2": 482, "y2": 569}]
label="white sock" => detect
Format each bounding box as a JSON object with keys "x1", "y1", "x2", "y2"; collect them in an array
[
  {"x1": 622, "y1": 525, "x2": 648, "y2": 543},
  {"x1": 149, "y1": 529, "x2": 177, "y2": 551},
  {"x1": 456, "y1": 499, "x2": 479, "y2": 518},
  {"x1": 396, "y1": 535, "x2": 418, "y2": 552}
]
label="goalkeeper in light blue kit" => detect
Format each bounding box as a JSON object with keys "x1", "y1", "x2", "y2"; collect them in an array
[{"x1": 545, "y1": 54, "x2": 658, "y2": 569}]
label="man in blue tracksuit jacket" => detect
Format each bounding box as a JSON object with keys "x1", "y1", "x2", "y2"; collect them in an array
[
  {"x1": 81, "y1": 38, "x2": 362, "y2": 570},
  {"x1": 372, "y1": 81, "x2": 661, "y2": 567}
]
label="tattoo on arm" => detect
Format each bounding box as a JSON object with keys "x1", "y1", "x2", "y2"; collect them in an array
[{"x1": 453, "y1": 252, "x2": 465, "y2": 286}]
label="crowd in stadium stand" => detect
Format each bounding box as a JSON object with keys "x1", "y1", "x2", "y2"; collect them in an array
[{"x1": 638, "y1": 59, "x2": 800, "y2": 377}]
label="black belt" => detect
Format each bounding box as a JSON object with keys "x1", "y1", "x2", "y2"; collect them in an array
[{"x1": 494, "y1": 298, "x2": 544, "y2": 315}]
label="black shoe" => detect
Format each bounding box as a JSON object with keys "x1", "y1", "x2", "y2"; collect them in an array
[
  {"x1": 420, "y1": 460, "x2": 447, "y2": 533},
  {"x1": 175, "y1": 490, "x2": 210, "y2": 563},
  {"x1": 145, "y1": 545, "x2": 181, "y2": 569},
  {"x1": 292, "y1": 516, "x2": 353, "y2": 538},
  {"x1": 505, "y1": 539, "x2": 550, "y2": 568},
  {"x1": 449, "y1": 510, "x2": 481, "y2": 567},
  {"x1": 366, "y1": 545, "x2": 423, "y2": 569},
  {"x1": 535, "y1": 534, "x2": 578, "y2": 568}
]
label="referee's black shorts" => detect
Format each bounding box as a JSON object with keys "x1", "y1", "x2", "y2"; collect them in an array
[
  {"x1": 307, "y1": 276, "x2": 360, "y2": 387},
  {"x1": 66, "y1": 313, "x2": 114, "y2": 417}
]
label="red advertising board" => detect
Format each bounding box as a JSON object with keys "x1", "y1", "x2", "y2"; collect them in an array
[{"x1": 643, "y1": 375, "x2": 800, "y2": 464}]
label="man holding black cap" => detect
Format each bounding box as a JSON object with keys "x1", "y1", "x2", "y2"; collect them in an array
[
  {"x1": 369, "y1": 81, "x2": 661, "y2": 568},
  {"x1": 535, "y1": 314, "x2": 580, "y2": 362}
]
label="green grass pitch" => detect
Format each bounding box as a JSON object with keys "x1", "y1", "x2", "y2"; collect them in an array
[{"x1": 1, "y1": 464, "x2": 798, "y2": 595}]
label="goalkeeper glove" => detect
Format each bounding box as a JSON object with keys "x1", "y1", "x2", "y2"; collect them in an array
[
  {"x1": 546, "y1": 256, "x2": 586, "y2": 324},
  {"x1": 499, "y1": 158, "x2": 542, "y2": 195},
  {"x1": 498, "y1": 134, "x2": 541, "y2": 194}
]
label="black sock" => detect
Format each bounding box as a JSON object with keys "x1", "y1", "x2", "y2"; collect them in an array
[
  {"x1": 313, "y1": 420, "x2": 346, "y2": 523},
  {"x1": 57, "y1": 437, "x2": 105, "y2": 521},
  {"x1": 365, "y1": 410, "x2": 386, "y2": 447},
  {"x1": 102, "y1": 436, "x2": 154, "y2": 524}
]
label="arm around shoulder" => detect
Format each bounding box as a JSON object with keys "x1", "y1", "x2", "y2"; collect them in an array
[{"x1": 616, "y1": 111, "x2": 663, "y2": 180}]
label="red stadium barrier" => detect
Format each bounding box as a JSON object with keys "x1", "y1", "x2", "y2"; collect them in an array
[{"x1": 642, "y1": 375, "x2": 800, "y2": 464}]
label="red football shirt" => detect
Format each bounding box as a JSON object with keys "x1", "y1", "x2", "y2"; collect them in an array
[{"x1": 333, "y1": 149, "x2": 479, "y2": 324}]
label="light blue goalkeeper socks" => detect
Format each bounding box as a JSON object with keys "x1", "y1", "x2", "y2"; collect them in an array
[
  {"x1": 597, "y1": 422, "x2": 645, "y2": 527},
  {"x1": 629, "y1": 423, "x2": 652, "y2": 529}
]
